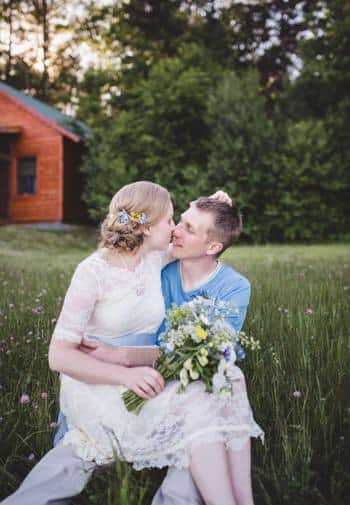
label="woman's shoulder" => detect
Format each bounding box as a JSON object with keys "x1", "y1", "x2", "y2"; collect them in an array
[{"x1": 74, "y1": 251, "x2": 109, "y2": 279}]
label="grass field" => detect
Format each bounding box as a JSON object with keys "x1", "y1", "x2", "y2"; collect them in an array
[{"x1": 0, "y1": 225, "x2": 349, "y2": 504}]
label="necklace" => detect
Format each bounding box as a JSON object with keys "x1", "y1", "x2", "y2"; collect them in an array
[{"x1": 118, "y1": 253, "x2": 146, "y2": 296}]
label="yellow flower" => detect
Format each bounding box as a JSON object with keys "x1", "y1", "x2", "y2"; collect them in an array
[
  {"x1": 195, "y1": 326, "x2": 207, "y2": 341},
  {"x1": 130, "y1": 211, "x2": 141, "y2": 220}
]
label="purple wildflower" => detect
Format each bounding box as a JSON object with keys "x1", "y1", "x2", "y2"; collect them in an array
[{"x1": 20, "y1": 394, "x2": 30, "y2": 405}]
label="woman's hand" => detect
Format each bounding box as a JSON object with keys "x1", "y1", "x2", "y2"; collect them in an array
[{"x1": 123, "y1": 366, "x2": 165, "y2": 400}]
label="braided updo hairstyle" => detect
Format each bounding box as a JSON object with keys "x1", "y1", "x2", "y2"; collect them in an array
[{"x1": 100, "y1": 181, "x2": 171, "y2": 252}]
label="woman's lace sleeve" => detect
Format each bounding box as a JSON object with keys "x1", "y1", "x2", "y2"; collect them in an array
[{"x1": 52, "y1": 260, "x2": 100, "y2": 343}]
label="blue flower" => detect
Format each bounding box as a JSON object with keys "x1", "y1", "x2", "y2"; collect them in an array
[
  {"x1": 224, "y1": 346, "x2": 232, "y2": 362},
  {"x1": 234, "y1": 343, "x2": 246, "y2": 361},
  {"x1": 117, "y1": 209, "x2": 130, "y2": 224}
]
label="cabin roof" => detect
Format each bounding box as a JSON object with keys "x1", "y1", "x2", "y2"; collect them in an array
[{"x1": 0, "y1": 82, "x2": 90, "y2": 143}]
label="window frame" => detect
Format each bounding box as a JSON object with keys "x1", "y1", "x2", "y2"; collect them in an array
[{"x1": 16, "y1": 156, "x2": 38, "y2": 196}]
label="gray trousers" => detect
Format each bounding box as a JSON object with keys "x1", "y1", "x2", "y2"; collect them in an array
[{"x1": 1, "y1": 443, "x2": 203, "y2": 505}]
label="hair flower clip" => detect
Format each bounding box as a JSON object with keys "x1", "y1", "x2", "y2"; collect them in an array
[
  {"x1": 116, "y1": 209, "x2": 147, "y2": 225},
  {"x1": 117, "y1": 209, "x2": 130, "y2": 225},
  {"x1": 139, "y1": 213, "x2": 147, "y2": 224}
]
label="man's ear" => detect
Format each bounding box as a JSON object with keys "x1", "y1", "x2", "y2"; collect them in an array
[{"x1": 206, "y1": 241, "x2": 223, "y2": 256}]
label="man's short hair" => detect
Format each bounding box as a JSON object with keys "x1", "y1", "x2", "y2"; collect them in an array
[{"x1": 194, "y1": 197, "x2": 243, "y2": 254}]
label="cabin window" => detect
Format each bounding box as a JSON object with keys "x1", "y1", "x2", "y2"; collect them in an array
[{"x1": 17, "y1": 157, "x2": 37, "y2": 195}]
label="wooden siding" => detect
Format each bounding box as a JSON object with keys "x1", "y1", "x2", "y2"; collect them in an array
[{"x1": 0, "y1": 91, "x2": 63, "y2": 222}]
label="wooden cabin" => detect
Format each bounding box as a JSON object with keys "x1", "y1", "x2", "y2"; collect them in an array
[{"x1": 0, "y1": 82, "x2": 89, "y2": 224}]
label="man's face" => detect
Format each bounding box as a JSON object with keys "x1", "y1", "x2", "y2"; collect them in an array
[{"x1": 172, "y1": 205, "x2": 218, "y2": 260}]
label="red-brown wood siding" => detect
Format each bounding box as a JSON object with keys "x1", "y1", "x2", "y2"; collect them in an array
[{"x1": 0, "y1": 92, "x2": 63, "y2": 222}]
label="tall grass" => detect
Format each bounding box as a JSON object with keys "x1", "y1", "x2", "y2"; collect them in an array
[{"x1": 0, "y1": 226, "x2": 349, "y2": 504}]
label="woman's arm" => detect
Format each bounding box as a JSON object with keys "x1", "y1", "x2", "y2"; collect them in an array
[
  {"x1": 49, "y1": 339, "x2": 164, "y2": 399},
  {"x1": 49, "y1": 260, "x2": 164, "y2": 397},
  {"x1": 49, "y1": 339, "x2": 127, "y2": 384}
]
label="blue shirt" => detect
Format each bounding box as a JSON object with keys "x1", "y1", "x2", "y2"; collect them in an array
[{"x1": 157, "y1": 260, "x2": 251, "y2": 340}]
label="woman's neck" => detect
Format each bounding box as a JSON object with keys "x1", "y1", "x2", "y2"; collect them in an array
[{"x1": 101, "y1": 247, "x2": 144, "y2": 271}]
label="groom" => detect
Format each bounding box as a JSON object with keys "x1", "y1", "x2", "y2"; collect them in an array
[
  {"x1": 2, "y1": 195, "x2": 251, "y2": 505},
  {"x1": 150, "y1": 196, "x2": 251, "y2": 505}
]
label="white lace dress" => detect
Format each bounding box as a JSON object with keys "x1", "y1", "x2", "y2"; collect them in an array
[{"x1": 53, "y1": 251, "x2": 264, "y2": 470}]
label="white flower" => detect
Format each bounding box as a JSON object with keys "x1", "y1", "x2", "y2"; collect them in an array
[
  {"x1": 189, "y1": 369, "x2": 200, "y2": 380},
  {"x1": 197, "y1": 355, "x2": 209, "y2": 367},
  {"x1": 219, "y1": 388, "x2": 232, "y2": 398},
  {"x1": 184, "y1": 358, "x2": 192, "y2": 370},
  {"x1": 199, "y1": 314, "x2": 210, "y2": 325},
  {"x1": 164, "y1": 341, "x2": 174, "y2": 353},
  {"x1": 213, "y1": 370, "x2": 226, "y2": 392},
  {"x1": 179, "y1": 368, "x2": 189, "y2": 387}
]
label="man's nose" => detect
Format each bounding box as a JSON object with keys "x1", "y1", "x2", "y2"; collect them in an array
[{"x1": 173, "y1": 224, "x2": 182, "y2": 236}]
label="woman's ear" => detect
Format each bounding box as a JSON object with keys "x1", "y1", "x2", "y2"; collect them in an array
[
  {"x1": 206, "y1": 241, "x2": 223, "y2": 256},
  {"x1": 143, "y1": 226, "x2": 152, "y2": 237}
]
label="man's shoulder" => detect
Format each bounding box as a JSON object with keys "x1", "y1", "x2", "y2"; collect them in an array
[
  {"x1": 217, "y1": 263, "x2": 251, "y2": 292},
  {"x1": 161, "y1": 259, "x2": 179, "y2": 278}
]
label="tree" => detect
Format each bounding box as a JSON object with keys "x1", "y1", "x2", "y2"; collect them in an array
[
  {"x1": 206, "y1": 70, "x2": 277, "y2": 241},
  {"x1": 81, "y1": 44, "x2": 220, "y2": 221}
]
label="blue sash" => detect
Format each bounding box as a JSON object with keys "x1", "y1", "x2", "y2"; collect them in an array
[{"x1": 86, "y1": 332, "x2": 157, "y2": 347}]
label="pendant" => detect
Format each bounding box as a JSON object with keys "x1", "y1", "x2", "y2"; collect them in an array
[{"x1": 136, "y1": 285, "x2": 145, "y2": 296}]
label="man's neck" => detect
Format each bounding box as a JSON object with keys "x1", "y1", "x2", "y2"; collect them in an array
[{"x1": 179, "y1": 257, "x2": 219, "y2": 292}]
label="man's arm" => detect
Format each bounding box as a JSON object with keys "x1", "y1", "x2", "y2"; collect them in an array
[
  {"x1": 221, "y1": 277, "x2": 251, "y2": 334},
  {"x1": 78, "y1": 339, "x2": 137, "y2": 365}
]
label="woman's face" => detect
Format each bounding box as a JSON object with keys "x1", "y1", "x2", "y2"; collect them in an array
[{"x1": 147, "y1": 202, "x2": 175, "y2": 251}]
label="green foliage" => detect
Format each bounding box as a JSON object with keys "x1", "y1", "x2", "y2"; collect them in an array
[
  {"x1": 269, "y1": 119, "x2": 350, "y2": 241},
  {"x1": 206, "y1": 70, "x2": 277, "y2": 242},
  {"x1": 1, "y1": 0, "x2": 349, "y2": 243},
  {"x1": 81, "y1": 44, "x2": 219, "y2": 221}
]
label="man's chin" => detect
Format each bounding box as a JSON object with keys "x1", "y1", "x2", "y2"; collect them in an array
[{"x1": 172, "y1": 246, "x2": 184, "y2": 259}]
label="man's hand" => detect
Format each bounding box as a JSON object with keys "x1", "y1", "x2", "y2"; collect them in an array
[
  {"x1": 209, "y1": 190, "x2": 232, "y2": 206},
  {"x1": 79, "y1": 339, "x2": 131, "y2": 365},
  {"x1": 123, "y1": 366, "x2": 165, "y2": 399}
]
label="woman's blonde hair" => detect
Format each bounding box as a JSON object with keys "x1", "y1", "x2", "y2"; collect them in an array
[{"x1": 100, "y1": 181, "x2": 171, "y2": 251}]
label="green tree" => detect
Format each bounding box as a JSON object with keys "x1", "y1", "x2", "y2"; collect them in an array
[
  {"x1": 81, "y1": 44, "x2": 220, "y2": 221},
  {"x1": 272, "y1": 118, "x2": 349, "y2": 241},
  {"x1": 206, "y1": 70, "x2": 276, "y2": 242}
]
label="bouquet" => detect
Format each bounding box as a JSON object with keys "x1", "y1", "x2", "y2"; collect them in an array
[{"x1": 122, "y1": 296, "x2": 258, "y2": 414}]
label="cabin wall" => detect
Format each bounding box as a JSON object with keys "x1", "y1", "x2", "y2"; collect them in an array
[{"x1": 0, "y1": 92, "x2": 63, "y2": 222}]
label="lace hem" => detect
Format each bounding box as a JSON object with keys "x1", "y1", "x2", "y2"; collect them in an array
[{"x1": 63, "y1": 422, "x2": 264, "y2": 469}]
